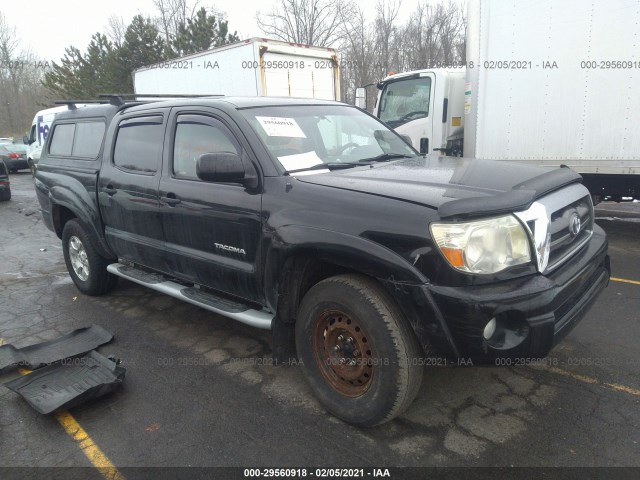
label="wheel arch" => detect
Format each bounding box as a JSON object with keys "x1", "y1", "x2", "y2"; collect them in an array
[
  {"x1": 50, "y1": 193, "x2": 114, "y2": 260},
  {"x1": 265, "y1": 226, "x2": 436, "y2": 359}
]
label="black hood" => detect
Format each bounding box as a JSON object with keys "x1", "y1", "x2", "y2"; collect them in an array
[{"x1": 296, "y1": 156, "x2": 582, "y2": 219}]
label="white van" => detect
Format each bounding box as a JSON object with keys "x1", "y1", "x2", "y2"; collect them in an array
[{"x1": 26, "y1": 105, "x2": 85, "y2": 173}]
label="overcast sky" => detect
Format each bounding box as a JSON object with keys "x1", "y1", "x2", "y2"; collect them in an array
[{"x1": 3, "y1": 0, "x2": 420, "y2": 61}]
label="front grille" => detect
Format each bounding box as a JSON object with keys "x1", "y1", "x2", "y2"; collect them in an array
[
  {"x1": 547, "y1": 195, "x2": 593, "y2": 270},
  {"x1": 515, "y1": 183, "x2": 594, "y2": 274}
]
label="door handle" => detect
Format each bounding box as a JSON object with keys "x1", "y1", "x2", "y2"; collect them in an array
[
  {"x1": 161, "y1": 194, "x2": 181, "y2": 206},
  {"x1": 102, "y1": 186, "x2": 117, "y2": 196}
]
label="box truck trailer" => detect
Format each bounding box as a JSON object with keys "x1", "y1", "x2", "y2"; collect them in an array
[
  {"x1": 362, "y1": 0, "x2": 639, "y2": 201},
  {"x1": 134, "y1": 38, "x2": 340, "y2": 101}
]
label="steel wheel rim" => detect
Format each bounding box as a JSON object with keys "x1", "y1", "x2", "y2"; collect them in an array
[
  {"x1": 311, "y1": 309, "x2": 374, "y2": 397},
  {"x1": 68, "y1": 235, "x2": 90, "y2": 281}
]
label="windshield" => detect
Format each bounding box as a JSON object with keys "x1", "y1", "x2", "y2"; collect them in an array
[
  {"x1": 379, "y1": 77, "x2": 431, "y2": 128},
  {"x1": 241, "y1": 105, "x2": 416, "y2": 173}
]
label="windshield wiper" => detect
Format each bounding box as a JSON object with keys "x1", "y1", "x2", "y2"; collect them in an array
[
  {"x1": 358, "y1": 153, "x2": 416, "y2": 163},
  {"x1": 285, "y1": 162, "x2": 368, "y2": 174}
]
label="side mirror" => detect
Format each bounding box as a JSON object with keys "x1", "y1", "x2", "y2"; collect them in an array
[
  {"x1": 196, "y1": 152, "x2": 245, "y2": 183},
  {"x1": 23, "y1": 135, "x2": 29, "y2": 145},
  {"x1": 355, "y1": 87, "x2": 367, "y2": 110}
]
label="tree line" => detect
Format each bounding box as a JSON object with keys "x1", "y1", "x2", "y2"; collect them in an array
[
  {"x1": 0, "y1": 0, "x2": 465, "y2": 137},
  {"x1": 0, "y1": 1, "x2": 238, "y2": 137}
]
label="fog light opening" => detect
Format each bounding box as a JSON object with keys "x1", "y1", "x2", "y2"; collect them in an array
[{"x1": 483, "y1": 317, "x2": 497, "y2": 340}]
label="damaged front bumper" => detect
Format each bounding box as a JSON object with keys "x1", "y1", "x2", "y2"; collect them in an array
[{"x1": 383, "y1": 225, "x2": 610, "y2": 363}]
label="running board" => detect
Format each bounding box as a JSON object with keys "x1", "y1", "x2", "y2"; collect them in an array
[{"x1": 106, "y1": 263, "x2": 273, "y2": 330}]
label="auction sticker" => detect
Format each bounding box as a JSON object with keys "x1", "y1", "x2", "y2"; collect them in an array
[{"x1": 256, "y1": 117, "x2": 306, "y2": 138}]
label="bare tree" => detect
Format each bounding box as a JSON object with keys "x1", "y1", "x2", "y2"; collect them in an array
[
  {"x1": 401, "y1": 1, "x2": 466, "y2": 71},
  {"x1": 256, "y1": 0, "x2": 356, "y2": 47},
  {"x1": 374, "y1": 0, "x2": 401, "y2": 77},
  {"x1": 0, "y1": 13, "x2": 51, "y2": 137},
  {"x1": 106, "y1": 15, "x2": 127, "y2": 47},
  {"x1": 153, "y1": 0, "x2": 201, "y2": 44},
  {"x1": 335, "y1": 0, "x2": 466, "y2": 108}
]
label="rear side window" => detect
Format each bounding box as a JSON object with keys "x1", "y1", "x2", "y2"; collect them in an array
[
  {"x1": 113, "y1": 116, "x2": 164, "y2": 173},
  {"x1": 48, "y1": 121, "x2": 105, "y2": 158},
  {"x1": 73, "y1": 122, "x2": 106, "y2": 158},
  {"x1": 49, "y1": 124, "x2": 76, "y2": 156}
]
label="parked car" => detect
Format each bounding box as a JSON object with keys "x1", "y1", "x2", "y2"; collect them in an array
[
  {"x1": 0, "y1": 160, "x2": 10, "y2": 201},
  {"x1": 0, "y1": 137, "x2": 14, "y2": 144},
  {"x1": 0, "y1": 144, "x2": 29, "y2": 172},
  {"x1": 35, "y1": 96, "x2": 610, "y2": 426}
]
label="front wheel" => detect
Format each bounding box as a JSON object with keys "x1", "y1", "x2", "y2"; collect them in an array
[
  {"x1": 296, "y1": 274, "x2": 423, "y2": 427},
  {"x1": 62, "y1": 219, "x2": 118, "y2": 296}
]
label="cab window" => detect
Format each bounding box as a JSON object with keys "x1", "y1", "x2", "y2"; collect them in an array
[{"x1": 173, "y1": 116, "x2": 239, "y2": 179}]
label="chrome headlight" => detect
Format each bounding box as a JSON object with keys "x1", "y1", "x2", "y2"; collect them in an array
[{"x1": 430, "y1": 215, "x2": 531, "y2": 274}]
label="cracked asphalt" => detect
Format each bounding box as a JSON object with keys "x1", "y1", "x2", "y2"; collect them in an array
[{"x1": 1, "y1": 172, "x2": 639, "y2": 469}]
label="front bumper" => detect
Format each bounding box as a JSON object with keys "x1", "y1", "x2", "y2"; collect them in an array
[{"x1": 385, "y1": 225, "x2": 609, "y2": 363}]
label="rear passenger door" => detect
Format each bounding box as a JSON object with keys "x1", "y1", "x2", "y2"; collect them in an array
[
  {"x1": 99, "y1": 110, "x2": 168, "y2": 271},
  {"x1": 158, "y1": 108, "x2": 263, "y2": 303}
]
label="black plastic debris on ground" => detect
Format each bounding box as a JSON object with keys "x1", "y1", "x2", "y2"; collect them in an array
[
  {"x1": 0, "y1": 325, "x2": 113, "y2": 374},
  {"x1": 4, "y1": 350, "x2": 126, "y2": 414}
]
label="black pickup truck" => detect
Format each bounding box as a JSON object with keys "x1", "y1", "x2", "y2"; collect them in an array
[{"x1": 34, "y1": 96, "x2": 609, "y2": 426}]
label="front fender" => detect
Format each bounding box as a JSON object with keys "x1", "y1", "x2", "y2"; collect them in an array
[
  {"x1": 264, "y1": 225, "x2": 428, "y2": 306},
  {"x1": 263, "y1": 225, "x2": 458, "y2": 359}
]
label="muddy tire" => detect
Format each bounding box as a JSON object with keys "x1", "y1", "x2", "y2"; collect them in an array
[
  {"x1": 62, "y1": 219, "x2": 118, "y2": 296},
  {"x1": 296, "y1": 274, "x2": 423, "y2": 427}
]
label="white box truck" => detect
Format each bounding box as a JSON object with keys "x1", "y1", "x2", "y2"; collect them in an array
[
  {"x1": 364, "y1": 0, "x2": 639, "y2": 201},
  {"x1": 134, "y1": 38, "x2": 340, "y2": 101}
]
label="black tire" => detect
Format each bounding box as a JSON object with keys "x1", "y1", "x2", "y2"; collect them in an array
[
  {"x1": 0, "y1": 189, "x2": 10, "y2": 201},
  {"x1": 62, "y1": 219, "x2": 118, "y2": 296},
  {"x1": 28, "y1": 160, "x2": 35, "y2": 177},
  {"x1": 296, "y1": 274, "x2": 423, "y2": 427}
]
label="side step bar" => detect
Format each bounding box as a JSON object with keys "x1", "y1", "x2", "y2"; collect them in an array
[{"x1": 106, "y1": 263, "x2": 273, "y2": 330}]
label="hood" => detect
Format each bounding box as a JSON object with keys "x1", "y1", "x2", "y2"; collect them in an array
[{"x1": 296, "y1": 156, "x2": 583, "y2": 219}]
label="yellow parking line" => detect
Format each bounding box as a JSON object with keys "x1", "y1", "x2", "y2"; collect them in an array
[
  {"x1": 545, "y1": 366, "x2": 640, "y2": 398},
  {"x1": 604, "y1": 382, "x2": 640, "y2": 397},
  {"x1": 13, "y1": 366, "x2": 125, "y2": 480},
  {"x1": 611, "y1": 277, "x2": 640, "y2": 286},
  {"x1": 55, "y1": 411, "x2": 126, "y2": 480},
  {"x1": 547, "y1": 366, "x2": 598, "y2": 385}
]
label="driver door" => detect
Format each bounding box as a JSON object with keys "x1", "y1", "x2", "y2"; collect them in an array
[{"x1": 158, "y1": 109, "x2": 263, "y2": 303}]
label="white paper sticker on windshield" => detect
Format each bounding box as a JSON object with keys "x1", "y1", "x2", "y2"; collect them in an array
[
  {"x1": 256, "y1": 116, "x2": 306, "y2": 138},
  {"x1": 278, "y1": 151, "x2": 329, "y2": 175}
]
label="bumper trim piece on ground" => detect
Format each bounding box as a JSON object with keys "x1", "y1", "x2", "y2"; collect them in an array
[
  {"x1": 0, "y1": 325, "x2": 113, "y2": 374},
  {"x1": 4, "y1": 350, "x2": 126, "y2": 414}
]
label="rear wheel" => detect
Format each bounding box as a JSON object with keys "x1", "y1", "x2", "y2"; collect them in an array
[
  {"x1": 296, "y1": 274, "x2": 423, "y2": 426},
  {"x1": 0, "y1": 189, "x2": 10, "y2": 201},
  {"x1": 62, "y1": 219, "x2": 118, "y2": 295}
]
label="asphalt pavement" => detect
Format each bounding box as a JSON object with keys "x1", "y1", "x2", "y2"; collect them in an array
[{"x1": 1, "y1": 172, "x2": 639, "y2": 474}]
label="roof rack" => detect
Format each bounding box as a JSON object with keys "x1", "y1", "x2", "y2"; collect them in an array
[
  {"x1": 54, "y1": 100, "x2": 112, "y2": 110},
  {"x1": 98, "y1": 93, "x2": 225, "y2": 106},
  {"x1": 55, "y1": 93, "x2": 226, "y2": 111}
]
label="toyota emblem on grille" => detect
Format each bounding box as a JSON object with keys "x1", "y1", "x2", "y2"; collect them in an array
[{"x1": 569, "y1": 213, "x2": 581, "y2": 237}]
